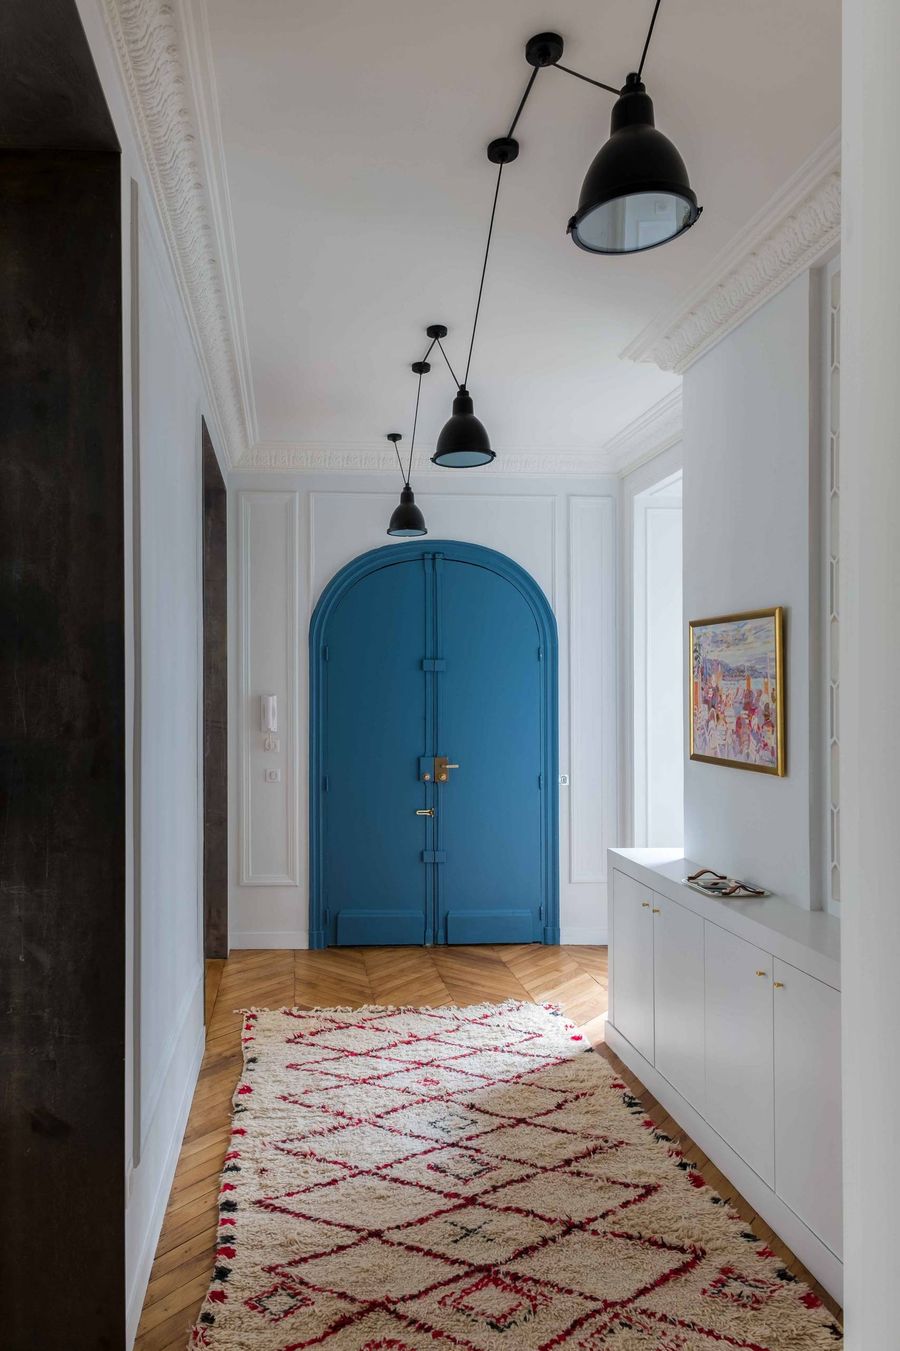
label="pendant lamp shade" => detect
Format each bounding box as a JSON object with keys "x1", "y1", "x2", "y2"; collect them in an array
[
  {"x1": 432, "y1": 387, "x2": 495, "y2": 468},
  {"x1": 387, "y1": 483, "x2": 427, "y2": 536},
  {"x1": 568, "y1": 73, "x2": 700, "y2": 254}
]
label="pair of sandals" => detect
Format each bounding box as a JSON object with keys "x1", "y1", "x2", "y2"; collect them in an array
[{"x1": 686, "y1": 867, "x2": 767, "y2": 898}]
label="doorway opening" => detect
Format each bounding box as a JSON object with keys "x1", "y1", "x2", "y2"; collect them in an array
[
  {"x1": 632, "y1": 471, "x2": 684, "y2": 847},
  {"x1": 309, "y1": 541, "x2": 559, "y2": 948},
  {"x1": 202, "y1": 419, "x2": 228, "y2": 961}
]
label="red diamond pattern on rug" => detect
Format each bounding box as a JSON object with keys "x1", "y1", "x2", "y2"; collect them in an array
[{"x1": 191, "y1": 1002, "x2": 841, "y2": 1350}]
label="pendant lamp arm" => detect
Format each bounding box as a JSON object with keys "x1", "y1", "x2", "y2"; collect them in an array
[
  {"x1": 464, "y1": 160, "x2": 504, "y2": 388},
  {"x1": 549, "y1": 0, "x2": 666, "y2": 95},
  {"x1": 506, "y1": 65, "x2": 540, "y2": 139},
  {"x1": 637, "y1": 0, "x2": 663, "y2": 79},
  {"x1": 552, "y1": 64, "x2": 620, "y2": 96},
  {"x1": 435, "y1": 338, "x2": 461, "y2": 390},
  {"x1": 406, "y1": 366, "x2": 424, "y2": 483}
]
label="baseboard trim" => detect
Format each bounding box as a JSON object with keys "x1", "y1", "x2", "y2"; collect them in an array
[
  {"x1": 231, "y1": 929, "x2": 309, "y2": 949},
  {"x1": 605, "y1": 1021, "x2": 843, "y2": 1304},
  {"x1": 560, "y1": 926, "x2": 608, "y2": 945},
  {"x1": 126, "y1": 1010, "x2": 205, "y2": 1347}
]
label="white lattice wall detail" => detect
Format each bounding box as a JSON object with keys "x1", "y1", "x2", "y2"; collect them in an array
[{"x1": 826, "y1": 263, "x2": 841, "y2": 908}]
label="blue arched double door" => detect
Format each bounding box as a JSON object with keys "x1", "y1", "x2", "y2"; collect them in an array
[{"x1": 309, "y1": 541, "x2": 558, "y2": 948}]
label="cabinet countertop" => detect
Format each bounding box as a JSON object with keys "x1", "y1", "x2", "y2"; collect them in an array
[{"x1": 608, "y1": 848, "x2": 841, "y2": 990}]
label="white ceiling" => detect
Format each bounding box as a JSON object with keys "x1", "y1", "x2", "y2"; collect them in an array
[{"x1": 202, "y1": 0, "x2": 840, "y2": 459}]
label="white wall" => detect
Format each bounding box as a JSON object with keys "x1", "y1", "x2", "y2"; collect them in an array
[
  {"x1": 75, "y1": 4, "x2": 225, "y2": 1340},
  {"x1": 682, "y1": 274, "x2": 818, "y2": 908},
  {"x1": 841, "y1": 1, "x2": 900, "y2": 1338},
  {"x1": 229, "y1": 472, "x2": 619, "y2": 948}
]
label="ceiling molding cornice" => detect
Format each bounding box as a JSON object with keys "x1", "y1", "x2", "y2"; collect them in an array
[
  {"x1": 101, "y1": 0, "x2": 254, "y2": 464},
  {"x1": 238, "y1": 443, "x2": 620, "y2": 478},
  {"x1": 602, "y1": 388, "x2": 683, "y2": 476},
  {"x1": 622, "y1": 130, "x2": 841, "y2": 374}
]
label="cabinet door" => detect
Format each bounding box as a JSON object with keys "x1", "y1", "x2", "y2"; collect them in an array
[
  {"x1": 653, "y1": 896, "x2": 705, "y2": 1112},
  {"x1": 705, "y1": 923, "x2": 775, "y2": 1185},
  {"x1": 611, "y1": 870, "x2": 655, "y2": 1063},
  {"x1": 774, "y1": 961, "x2": 842, "y2": 1256}
]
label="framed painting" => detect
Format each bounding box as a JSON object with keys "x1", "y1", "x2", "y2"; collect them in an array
[{"x1": 689, "y1": 607, "x2": 785, "y2": 775}]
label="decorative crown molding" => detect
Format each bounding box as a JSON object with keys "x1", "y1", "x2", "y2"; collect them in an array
[
  {"x1": 622, "y1": 130, "x2": 841, "y2": 374},
  {"x1": 602, "y1": 388, "x2": 682, "y2": 475},
  {"x1": 102, "y1": 0, "x2": 254, "y2": 464},
  {"x1": 238, "y1": 442, "x2": 621, "y2": 477}
]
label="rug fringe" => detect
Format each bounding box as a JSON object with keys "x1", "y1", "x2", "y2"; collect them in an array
[{"x1": 233, "y1": 998, "x2": 570, "y2": 1018}]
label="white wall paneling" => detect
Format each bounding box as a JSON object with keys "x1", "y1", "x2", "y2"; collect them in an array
[
  {"x1": 231, "y1": 474, "x2": 618, "y2": 947},
  {"x1": 568, "y1": 497, "x2": 616, "y2": 887},
  {"x1": 239, "y1": 491, "x2": 300, "y2": 888},
  {"x1": 821, "y1": 258, "x2": 841, "y2": 918},
  {"x1": 123, "y1": 176, "x2": 210, "y2": 1342}
]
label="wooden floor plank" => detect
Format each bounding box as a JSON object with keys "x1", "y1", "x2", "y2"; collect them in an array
[{"x1": 134, "y1": 944, "x2": 841, "y2": 1347}]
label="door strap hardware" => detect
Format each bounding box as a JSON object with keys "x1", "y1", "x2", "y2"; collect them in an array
[
  {"x1": 415, "y1": 808, "x2": 435, "y2": 816},
  {"x1": 434, "y1": 755, "x2": 460, "y2": 782}
]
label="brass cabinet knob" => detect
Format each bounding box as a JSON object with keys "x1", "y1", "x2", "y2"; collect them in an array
[
  {"x1": 773, "y1": 981, "x2": 785, "y2": 989},
  {"x1": 641, "y1": 901, "x2": 651, "y2": 908},
  {"x1": 755, "y1": 970, "x2": 767, "y2": 977},
  {"x1": 652, "y1": 907, "x2": 661, "y2": 914}
]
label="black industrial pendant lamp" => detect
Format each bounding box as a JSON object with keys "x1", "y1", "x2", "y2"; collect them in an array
[
  {"x1": 384, "y1": 1, "x2": 699, "y2": 471},
  {"x1": 430, "y1": 181, "x2": 501, "y2": 467},
  {"x1": 386, "y1": 360, "x2": 430, "y2": 536},
  {"x1": 478, "y1": 1, "x2": 700, "y2": 257}
]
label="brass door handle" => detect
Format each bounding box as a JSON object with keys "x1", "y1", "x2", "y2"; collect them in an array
[
  {"x1": 641, "y1": 901, "x2": 651, "y2": 908},
  {"x1": 445, "y1": 763, "x2": 460, "y2": 770},
  {"x1": 416, "y1": 808, "x2": 435, "y2": 817}
]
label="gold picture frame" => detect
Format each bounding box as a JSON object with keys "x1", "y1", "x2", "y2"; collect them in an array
[{"x1": 689, "y1": 607, "x2": 785, "y2": 776}]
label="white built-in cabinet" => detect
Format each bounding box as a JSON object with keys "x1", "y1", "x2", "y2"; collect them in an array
[
  {"x1": 606, "y1": 850, "x2": 842, "y2": 1300},
  {"x1": 772, "y1": 959, "x2": 842, "y2": 1259},
  {"x1": 610, "y1": 871, "x2": 654, "y2": 1062},
  {"x1": 653, "y1": 892, "x2": 705, "y2": 1115},
  {"x1": 704, "y1": 924, "x2": 775, "y2": 1186}
]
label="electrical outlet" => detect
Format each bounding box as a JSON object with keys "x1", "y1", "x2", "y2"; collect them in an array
[{"x1": 264, "y1": 768, "x2": 282, "y2": 783}]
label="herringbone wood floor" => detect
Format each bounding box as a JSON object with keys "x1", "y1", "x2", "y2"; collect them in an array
[{"x1": 134, "y1": 944, "x2": 839, "y2": 1349}]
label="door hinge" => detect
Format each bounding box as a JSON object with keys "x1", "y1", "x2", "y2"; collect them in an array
[
  {"x1": 539, "y1": 905, "x2": 544, "y2": 921},
  {"x1": 322, "y1": 775, "x2": 330, "y2": 792},
  {"x1": 538, "y1": 646, "x2": 543, "y2": 661},
  {"x1": 538, "y1": 772, "x2": 543, "y2": 790},
  {"x1": 324, "y1": 909, "x2": 330, "y2": 924},
  {"x1": 421, "y1": 850, "x2": 447, "y2": 864},
  {"x1": 421, "y1": 658, "x2": 447, "y2": 672},
  {"x1": 322, "y1": 644, "x2": 329, "y2": 662}
]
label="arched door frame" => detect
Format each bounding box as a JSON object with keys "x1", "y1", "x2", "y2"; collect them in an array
[{"x1": 309, "y1": 540, "x2": 559, "y2": 949}]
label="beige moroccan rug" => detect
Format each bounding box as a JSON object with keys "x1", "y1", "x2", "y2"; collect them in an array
[{"x1": 191, "y1": 1002, "x2": 841, "y2": 1349}]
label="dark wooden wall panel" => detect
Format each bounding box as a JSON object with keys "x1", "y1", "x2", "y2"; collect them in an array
[
  {"x1": 202, "y1": 420, "x2": 228, "y2": 960},
  {"x1": 0, "y1": 151, "x2": 125, "y2": 1349}
]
